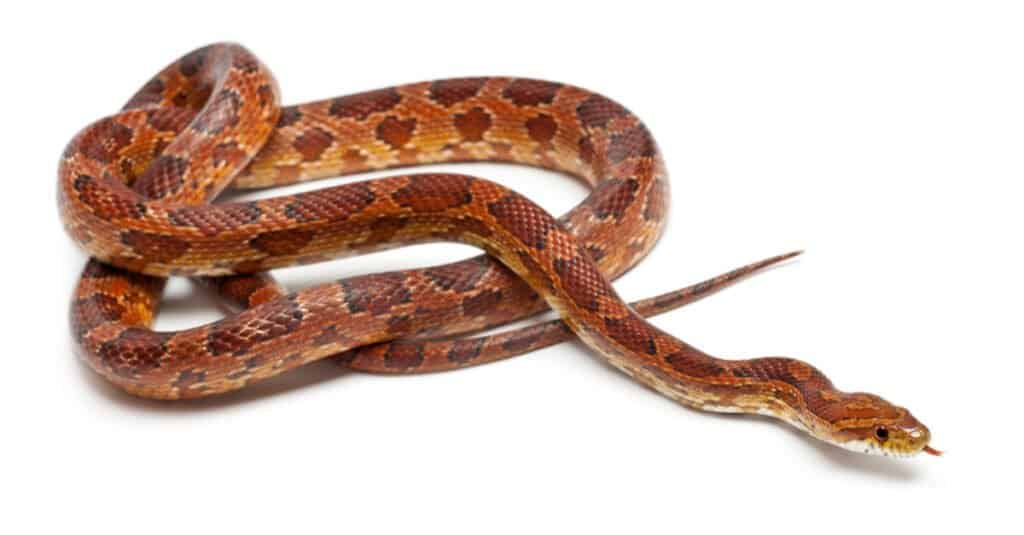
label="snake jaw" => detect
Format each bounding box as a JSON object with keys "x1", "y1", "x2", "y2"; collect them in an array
[
  {"x1": 828, "y1": 416, "x2": 934, "y2": 458},
  {"x1": 833, "y1": 438, "x2": 925, "y2": 458}
]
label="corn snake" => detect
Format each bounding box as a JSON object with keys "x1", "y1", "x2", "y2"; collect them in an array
[{"x1": 59, "y1": 43, "x2": 937, "y2": 457}]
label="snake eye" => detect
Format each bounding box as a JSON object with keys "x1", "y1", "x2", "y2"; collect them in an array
[{"x1": 875, "y1": 426, "x2": 889, "y2": 441}]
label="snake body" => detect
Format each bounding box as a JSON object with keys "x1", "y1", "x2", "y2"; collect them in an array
[{"x1": 60, "y1": 44, "x2": 936, "y2": 457}]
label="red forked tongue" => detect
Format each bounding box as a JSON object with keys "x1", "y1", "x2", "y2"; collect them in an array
[{"x1": 923, "y1": 445, "x2": 943, "y2": 456}]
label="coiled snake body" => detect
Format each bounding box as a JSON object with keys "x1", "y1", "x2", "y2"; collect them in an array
[{"x1": 59, "y1": 44, "x2": 937, "y2": 457}]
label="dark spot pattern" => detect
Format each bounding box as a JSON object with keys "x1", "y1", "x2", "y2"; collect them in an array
[
  {"x1": 576, "y1": 94, "x2": 629, "y2": 129},
  {"x1": 429, "y1": 78, "x2": 488, "y2": 107},
  {"x1": 461, "y1": 290, "x2": 502, "y2": 317},
  {"x1": 375, "y1": 116, "x2": 417, "y2": 149},
  {"x1": 231, "y1": 51, "x2": 260, "y2": 73},
  {"x1": 178, "y1": 47, "x2": 209, "y2": 76},
  {"x1": 80, "y1": 260, "x2": 116, "y2": 279},
  {"x1": 98, "y1": 329, "x2": 171, "y2": 377},
  {"x1": 120, "y1": 231, "x2": 190, "y2": 263},
  {"x1": 249, "y1": 228, "x2": 316, "y2": 256},
  {"x1": 665, "y1": 351, "x2": 726, "y2": 378},
  {"x1": 329, "y1": 88, "x2": 402, "y2": 120},
  {"x1": 453, "y1": 106, "x2": 492, "y2": 141},
  {"x1": 276, "y1": 107, "x2": 303, "y2": 128},
  {"x1": 447, "y1": 338, "x2": 485, "y2": 365},
  {"x1": 502, "y1": 79, "x2": 562, "y2": 106},
  {"x1": 392, "y1": 175, "x2": 473, "y2": 212},
  {"x1": 607, "y1": 125, "x2": 657, "y2": 163},
  {"x1": 292, "y1": 127, "x2": 334, "y2": 161},
  {"x1": 525, "y1": 114, "x2": 558, "y2": 145},
  {"x1": 212, "y1": 274, "x2": 275, "y2": 308},
  {"x1": 257, "y1": 84, "x2": 275, "y2": 109},
  {"x1": 340, "y1": 273, "x2": 411, "y2": 315},
  {"x1": 384, "y1": 342, "x2": 424, "y2": 369},
  {"x1": 172, "y1": 82, "x2": 214, "y2": 111}
]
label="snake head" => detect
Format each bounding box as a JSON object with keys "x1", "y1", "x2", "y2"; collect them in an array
[{"x1": 823, "y1": 392, "x2": 938, "y2": 458}]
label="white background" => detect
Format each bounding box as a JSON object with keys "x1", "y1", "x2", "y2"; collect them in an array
[{"x1": 3, "y1": 1, "x2": 1020, "y2": 533}]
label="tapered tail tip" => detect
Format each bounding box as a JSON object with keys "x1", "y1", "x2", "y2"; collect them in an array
[{"x1": 779, "y1": 250, "x2": 804, "y2": 261}]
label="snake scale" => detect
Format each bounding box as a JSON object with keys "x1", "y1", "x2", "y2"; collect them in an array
[{"x1": 59, "y1": 43, "x2": 938, "y2": 457}]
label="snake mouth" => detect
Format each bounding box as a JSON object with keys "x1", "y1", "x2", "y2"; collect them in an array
[{"x1": 922, "y1": 445, "x2": 943, "y2": 456}]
